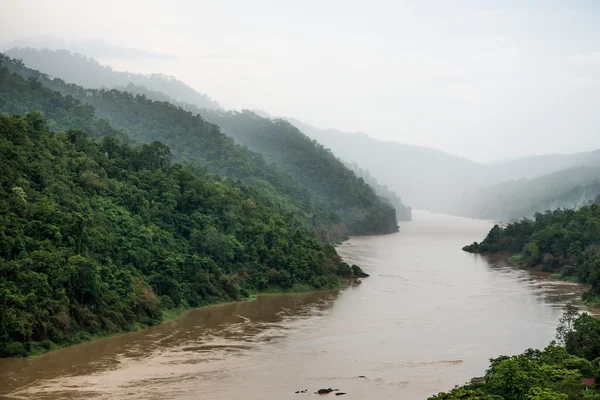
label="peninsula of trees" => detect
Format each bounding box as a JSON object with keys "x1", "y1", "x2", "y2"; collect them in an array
[
  {"x1": 0, "y1": 112, "x2": 366, "y2": 357},
  {"x1": 0, "y1": 56, "x2": 378, "y2": 357},
  {"x1": 464, "y1": 203, "x2": 600, "y2": 303}
]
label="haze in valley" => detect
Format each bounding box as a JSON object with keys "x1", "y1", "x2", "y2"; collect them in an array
[{"x1": 3, "y1": 0, "x2": 600, "y2": 162}]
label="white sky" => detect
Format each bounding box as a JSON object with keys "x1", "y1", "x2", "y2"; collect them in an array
[{"x1": 2, "y1": 0, "x2": 600, "y2": 162}]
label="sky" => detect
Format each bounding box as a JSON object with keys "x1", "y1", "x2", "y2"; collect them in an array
[{"x1": 2, "y1": 0, "x2": 600, "y2": 162}]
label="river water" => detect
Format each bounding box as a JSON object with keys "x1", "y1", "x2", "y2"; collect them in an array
[{"x1": 0, "y1": 210, "x2": 589, "y2": 399}]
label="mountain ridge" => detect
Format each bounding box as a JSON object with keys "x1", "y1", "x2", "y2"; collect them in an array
[{"x1": 1, "y1": 51, "x2": 399, "y2": 236}]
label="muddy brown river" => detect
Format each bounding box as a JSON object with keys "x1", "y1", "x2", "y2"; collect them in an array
[{"x1": 0, "y1": 210, "x2": 590, "y2": 399}]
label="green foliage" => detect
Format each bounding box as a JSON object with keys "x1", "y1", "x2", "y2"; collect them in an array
[
  {"x1": 0, "y1": 113, "x2": 363, "y2": 357},
  {"x1": 428, "y1": 387, "x2": 500, "y2": 399},
  {"x1": 526, "y1": 387, "x2": 569, "y2": 400},
  {"x1": 565, "y1": 313, "x2": 600, "y2": 361},
  {"x1": 557, "y1": 303, "x2": 580, "y2": 345},
  {"x1": 431, "y1": 345, "x2": 594, "y2": 400}
]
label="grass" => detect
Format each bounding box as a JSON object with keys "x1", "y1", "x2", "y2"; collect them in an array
[
  {"x1": 549, "y1": 273, "x2": 581, "y2": 283},
  {"x1": 583, "y1": 295, "x2": 600, "y2": 308},
  {"x1": 509, "y1": 254, "x2": 523, "y2": 264},
  {"x1": 161, "y1": 306, "x2": 192, "y2": 323},
  {"x1": 24, "y1": 323, "x2": 145, "y2": 358}
]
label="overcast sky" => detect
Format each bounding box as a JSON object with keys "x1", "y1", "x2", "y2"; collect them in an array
[{"x1": 2, "y1": 0, "x2": 600, "y2": 162}]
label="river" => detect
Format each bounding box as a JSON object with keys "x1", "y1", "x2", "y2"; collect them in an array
[{"x1": 0, "y1": 210, "x2": 589, "y2": 399}]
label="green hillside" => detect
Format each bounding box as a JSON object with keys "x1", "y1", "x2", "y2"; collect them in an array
[{"x1": 0, "y1": 112, "x2": 363, "y2": 357}]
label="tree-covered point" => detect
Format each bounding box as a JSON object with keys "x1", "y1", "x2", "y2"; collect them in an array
[
  {"x1": 0, "y1": 113, "x2": 367, "y2": 357},
  {"x1": 1, "y1": 52, "x2": 400, "y2": 236},
  {"x1": 463, "y1": 204, "x2": 600, "y2": 302}
]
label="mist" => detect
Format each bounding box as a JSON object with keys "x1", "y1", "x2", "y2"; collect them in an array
[{"x1": 3, "y1": 0, "x2": 600, "y2": 162}]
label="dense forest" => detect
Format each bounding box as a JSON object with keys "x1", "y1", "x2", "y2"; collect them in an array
[
  {"x1": 0, "y1": 52, "x2": 399, "y2": 236},
  {"x1": 0, "y1": 112, "x2": 367, "y2": 357},
  {"x1": 5, "y1": 47, "x2": 221, "y2": 109},
  {"x1": 93, "y1": 83, "x2": 410, "y2": 223},
  {"x1": 463, "y1": 203, "x2": 600, "y2": 303}
]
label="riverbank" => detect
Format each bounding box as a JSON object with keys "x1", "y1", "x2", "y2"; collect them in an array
[{"x1": 15, "y1": 277, "x2": 356, "y2": 359}]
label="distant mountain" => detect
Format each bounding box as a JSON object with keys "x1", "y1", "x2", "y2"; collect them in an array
[
  {"x1": 283, "y1": 118, "x2": 600, "y2": 220},
  {"x1": 4, "y1": 47, "x2": 220, "y2": 110},
  {"x1": 0, "y1": 37, "x2": 177, "y2": 60},
  {"x1": 284, "y1": 118, "x2": 492, "y2": 215},
  {"x1": 488, "y1": 151, "x2": 600, "y2": 181},
  {"x1": 463, "y1": 166, "x2": 600, "y2": 220}
]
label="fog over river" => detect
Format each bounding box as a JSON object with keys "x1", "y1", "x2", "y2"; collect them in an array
[{"x1": 0, "y1": 210, "x2": 588, "y2": 399}]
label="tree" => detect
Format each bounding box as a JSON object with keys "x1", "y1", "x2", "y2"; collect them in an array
[
  {"x1": 526, "y1": 387, "x2": 568, "y2": 400},
  {"x1": 556, "y1": 303, "x2": 579, "y2": 345},
  {"x1": 428, "y1": 387, "x2": 501, "y2": 399},
  {"x1": 565, "y1": 313, "x2": 600, "y2": 360}
]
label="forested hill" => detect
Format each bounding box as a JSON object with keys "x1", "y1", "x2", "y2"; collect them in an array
[
  {"x1": 75, "y1": 82, "x2": 406, "y2": 228},
  {"x1": 86, "y1": 83, "x2": 408, "y2": 226},
  {"x1": 0, "y1": 112, "x2": 366, "y2": 357},
  {"x1": 5, "y1": 47, "x2": 221, "y2": 110},
  {"x1": 1, "y1": 54, "x2": 399, "y2": 236},
  {"x1": 199, "y1": 110, "x2": 400, "y2": 233},
  {"x1": 463, "y1": 203, "x2": 600, "y2": 302}
]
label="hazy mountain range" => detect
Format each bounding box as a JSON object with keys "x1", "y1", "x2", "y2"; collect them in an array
[
  {"x1": 5, "y1": 46, "x2": 600, "y2": 222},
  {"x1": 5, "y1": 47, "x2": 220, "y2": 109}
]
